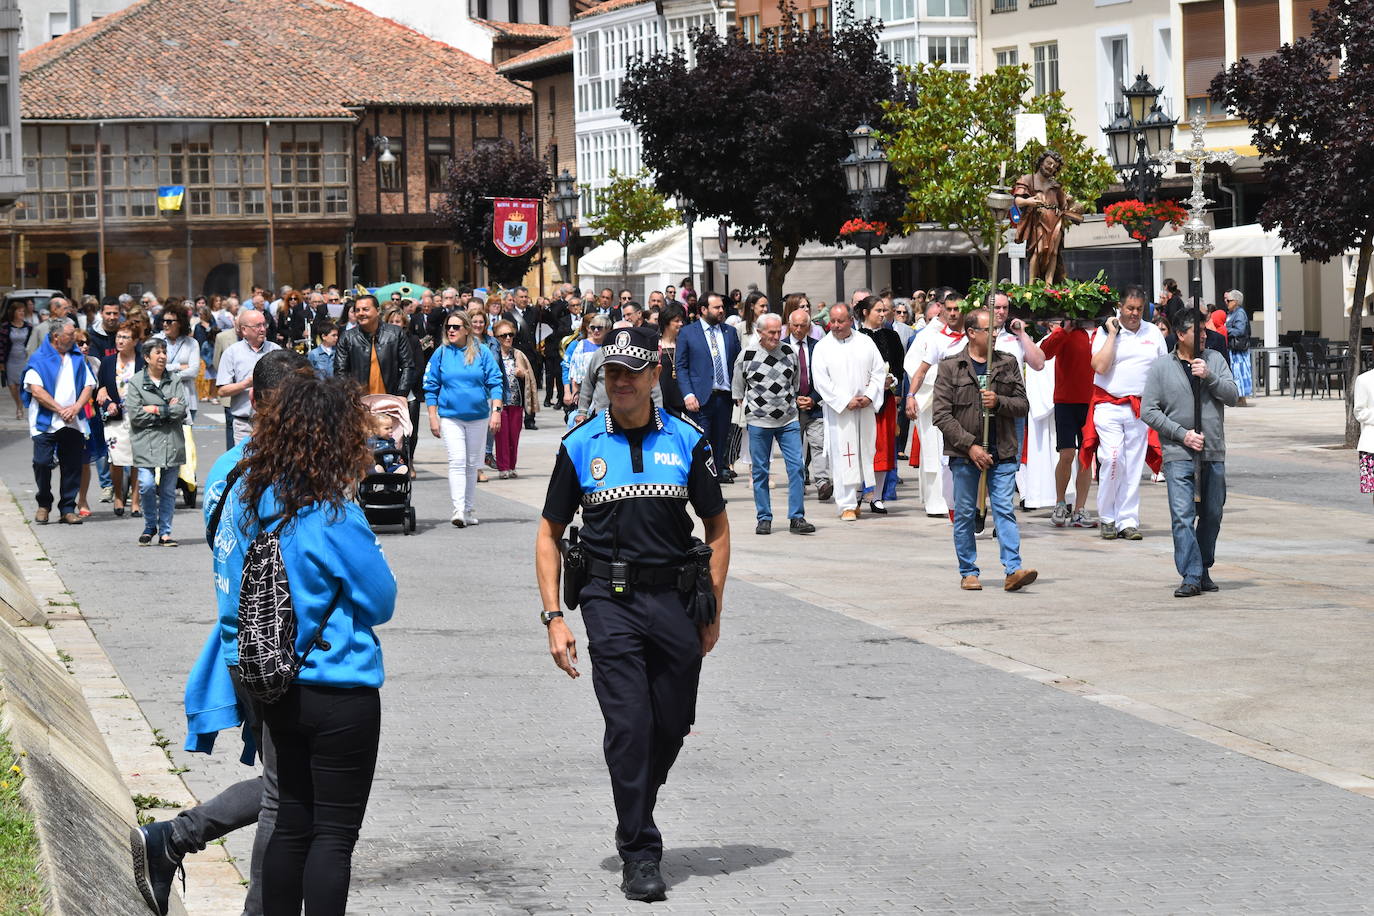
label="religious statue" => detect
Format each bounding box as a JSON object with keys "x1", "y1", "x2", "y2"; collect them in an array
[{"x1": 1013, "y1": 150, "x2": 1084, "y2": 284}]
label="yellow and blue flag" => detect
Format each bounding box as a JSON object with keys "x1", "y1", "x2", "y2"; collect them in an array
[{"x1": 156, "y1": 185, "x2": 185, "y2": 212}]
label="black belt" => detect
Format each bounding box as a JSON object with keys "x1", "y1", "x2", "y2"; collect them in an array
[{"x1": 586, "y1": 557, "x2": 683, "y2": 587}]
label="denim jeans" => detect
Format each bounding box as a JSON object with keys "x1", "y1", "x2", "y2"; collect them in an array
[
  {"x1": 747, "y1": 422, "x2": 805, "y2": 522},
  {"x1": 950, "y1": 457, "x2": 1023, "y2": 578},
  {"x1": 138, "y1": 466, "x2": 179, "y2": 537},
  {"x1": 1162, "y1": 459, "x2": 1226, "y2": 585}
]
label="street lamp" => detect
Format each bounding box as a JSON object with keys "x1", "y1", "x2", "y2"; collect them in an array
[
  {"x1": 1102, "y1": 71, "x2": 1177, "y2": 299},
  {"x1": 553, "y1": 168, "x2": 578, "y2": 279},
  {"x1": 677, "y1": 198, "x2": 696, "y2": 295},
  {"x1": 840, "y1": 121, "x2": 891, "y2": 290},
  {"x1": 984, "y1": 184, "x2": 1014, "y2": 306}
]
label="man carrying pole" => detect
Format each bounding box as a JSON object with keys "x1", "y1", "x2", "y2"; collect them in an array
[
  {"x1": 1141, "y1": 307, "x2": 1237, "y2": 597},
  {"x1": 932, "y1": 307, "x2": 1037, "y2": 592}
]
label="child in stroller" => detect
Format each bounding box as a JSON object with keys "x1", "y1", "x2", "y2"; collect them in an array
[
  {"x1": 367, "y1": 413, "x2": 409, "y2": 477},
  {"x1": 358, "y1": 394, "x2": 416, "y2": 533}
]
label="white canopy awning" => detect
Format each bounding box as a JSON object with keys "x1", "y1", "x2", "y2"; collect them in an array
[
  {"x1": 577, "y1": 220, "x2": 719, "y2": 279},
  {"x1": 1152, "y1": 222, "x2": 1297, "y2": 260}
]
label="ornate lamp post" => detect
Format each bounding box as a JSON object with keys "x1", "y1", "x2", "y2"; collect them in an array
[
  {"x1": 553, "y1": 168, "x2": 578, "y2": 277},
  {"x1": 840, "y1": 122, "x2": 891, "y2": 290},
  {"x1": 1102, "y1": 72, "x2": 1178, "y2": 299},
  {"x1": 677, "y1": 198, "x2": 696, "y2": 295}
]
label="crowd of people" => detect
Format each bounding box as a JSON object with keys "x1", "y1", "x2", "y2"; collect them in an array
[{"x1": 12, "y1": 270, "x2": 1374, "y2": 916}]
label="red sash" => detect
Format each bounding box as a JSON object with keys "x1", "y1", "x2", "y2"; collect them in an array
[{"x1": 1079, "y1": 385, "x2": 1162, "y2": 473}]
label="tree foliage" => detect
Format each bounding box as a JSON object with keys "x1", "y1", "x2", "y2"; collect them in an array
[
  {"x1": 436, "y1": 137, "x2": 551, "y2": 286},
  {"x1": 881, "y1": 63, "x2": 1116, "y2": 277},
  {"x1": 1210, "y1": 0, "x2": 1366, "y2": 443},
  {"x1": 585, "y1": 170, "x2": 676, "y2": 291},
  {"x1": 618, "y1": 7, "x2": 897, "y2": 304}
]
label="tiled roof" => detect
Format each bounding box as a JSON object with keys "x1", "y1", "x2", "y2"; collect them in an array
[
  {"x1": 472, "y1": 19, "x2": 569, "y2": 41},
  {"x1": 497, "y1": 36, "x2": 572, "y2": 74},
  {"x1": 574, "y1": 0, "x2": 653, "y2": 21},
  {"x1": 21, "y1": 0, "x2": 530, "y2": 120}
]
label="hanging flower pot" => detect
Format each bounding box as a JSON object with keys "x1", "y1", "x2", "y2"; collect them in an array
[{"x1": 1105, "y1": 199, "x2": 1187, "y2": 242}]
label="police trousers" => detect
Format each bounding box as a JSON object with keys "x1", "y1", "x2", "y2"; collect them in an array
[{"x1": 581, "y1": 578, "x2": 702, "y2": 863}]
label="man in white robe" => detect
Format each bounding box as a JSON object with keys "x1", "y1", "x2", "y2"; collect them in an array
[
  {"x1": 812, "y1": 304, "x2": 886, "y2": 521},
  {"x1": 904, "y1": 294, "x2": 967, "y2": 517},
  {"x1": 1018, "y1": 359, "x2": 1060, "y2": 508}
]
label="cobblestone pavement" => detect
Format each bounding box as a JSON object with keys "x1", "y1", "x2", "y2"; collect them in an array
[{"x1": 5, "y1": 402, "x2": 1374, "y2": 914}]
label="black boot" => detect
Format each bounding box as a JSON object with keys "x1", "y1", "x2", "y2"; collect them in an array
[{"x1": 621, "y1": 860, "x2": 667, "y2": 902}]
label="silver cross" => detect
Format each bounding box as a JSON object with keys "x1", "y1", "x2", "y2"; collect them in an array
[{"x1": 1153, "y1": 114, "x2": 1238, "y2": 257}]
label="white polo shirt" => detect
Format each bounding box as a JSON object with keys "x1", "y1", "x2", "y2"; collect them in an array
[
  {"x1": 903, "y1": 321, "x2": 966, "y2": 380},
  {"x1": 1091, "y1": 322, "x2": 1167, "y2": 397}
]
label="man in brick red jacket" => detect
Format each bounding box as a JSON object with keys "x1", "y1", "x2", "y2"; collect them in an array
[{"x1": 1039, "y1": 317, "x2": 1097, "y2": 528}]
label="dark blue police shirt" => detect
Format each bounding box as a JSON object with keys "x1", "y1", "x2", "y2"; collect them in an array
[{"x1": 542, "y1": 407, "x2": 726, "y2": 566}]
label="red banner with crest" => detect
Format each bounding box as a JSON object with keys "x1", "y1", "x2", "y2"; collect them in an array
[{"x1": 492, "y1": 198, "x2": 539, "y2": 257}]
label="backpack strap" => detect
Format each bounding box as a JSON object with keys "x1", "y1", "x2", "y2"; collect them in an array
[
  {"x1": 297, "y1": 582, "x2": 344, "y2": 663},
  {"x1": 204, "y1": 463, "x2": 246, "y2": 548}
]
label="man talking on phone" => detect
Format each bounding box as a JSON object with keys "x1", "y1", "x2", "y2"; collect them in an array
[
  {"x1": 534, "y1": 325, "x2": 731, "y2": 903},
  {"x1": 1084, "y1": 286, "x2": 1168, "y2": 540}
]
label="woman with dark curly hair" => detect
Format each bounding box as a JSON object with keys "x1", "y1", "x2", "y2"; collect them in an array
[{"x1": 224, "y1": 372, "x2": 396, "y2": 916}]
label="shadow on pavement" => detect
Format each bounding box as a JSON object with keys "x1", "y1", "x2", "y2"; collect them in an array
[{"x1": 600, "y1": 843, "x2": 793, "y2": 886}]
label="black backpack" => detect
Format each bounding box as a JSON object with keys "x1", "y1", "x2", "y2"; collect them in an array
[{"x1": 236, "y1": 515, "x2": 340, "y2": 704}]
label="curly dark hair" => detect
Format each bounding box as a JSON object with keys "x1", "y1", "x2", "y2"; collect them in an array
[{"x1": 238, "y1": 373, "x2": 372, "y2": 528}]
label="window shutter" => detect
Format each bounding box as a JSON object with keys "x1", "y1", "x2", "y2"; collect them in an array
[
  {"x1": 1292, "y1": 0, "x2": 1324, "y2": 41},
  {"x1": 1236, "y1": 0, "x2": 1280, "y2": 62},
  {"x1": 1182, "y1": 0, "x2": 1226, "y2": 101}
]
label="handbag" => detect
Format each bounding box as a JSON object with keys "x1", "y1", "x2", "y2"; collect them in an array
[{"x1": 1227, "y1": 333, "x2": 1249, "y2": 352}]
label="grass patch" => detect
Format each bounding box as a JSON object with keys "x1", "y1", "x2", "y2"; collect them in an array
[
  {"x1": 0, "y1": 731, "x2": 45, "y2": 914},
  {"x1": 130, "y1": 793, "x2": 181, "y2": 811}
]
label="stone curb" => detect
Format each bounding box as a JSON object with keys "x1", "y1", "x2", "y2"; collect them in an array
[{"x1": 0, "y1": 476, "x2": 243, "y2": 915}]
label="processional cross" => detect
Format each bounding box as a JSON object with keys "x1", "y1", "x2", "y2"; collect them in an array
[
  {"x1": 1152, "y1": 113, "x2": 1238, "y2": 259},
  {"x1": 1151, "y1": 113, "x2": 1236, "y2": 506}
]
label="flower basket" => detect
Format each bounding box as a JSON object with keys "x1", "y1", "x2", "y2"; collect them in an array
[
  {"x1": 967, "y1": 270, "x2": 1119, "y2": 321},
  {"x1": 1104, "y1": 199, "x2": 1187, "y2": 243}
]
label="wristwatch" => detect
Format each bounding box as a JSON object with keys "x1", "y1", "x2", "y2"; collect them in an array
[{"x1": 540, "y1": 610, "x2": 564, "y2": 626}]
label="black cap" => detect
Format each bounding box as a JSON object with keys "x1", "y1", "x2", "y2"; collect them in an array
[{"x1": 602, "y1": 326, "x2": 659, "y2": 371}]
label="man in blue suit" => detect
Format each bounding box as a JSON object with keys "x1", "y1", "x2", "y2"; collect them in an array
[{"x1": 676, "y1": 292, "x2": 740, "y2": 482}]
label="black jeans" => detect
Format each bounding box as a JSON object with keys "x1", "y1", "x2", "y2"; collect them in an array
[
  {"x1": 543, "y1": 353, "x2": 564, "y2": 404},
  {"x1": 262, "y1": 684, "x2": 381, "y2": 916},
  {"x1": 32, "y1": 428, "x2": 85, "y2": 514}
]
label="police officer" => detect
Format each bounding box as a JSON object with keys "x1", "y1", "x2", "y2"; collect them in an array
[{"x1": 535, "y1": 325, "x2": 731, "y2": 903}]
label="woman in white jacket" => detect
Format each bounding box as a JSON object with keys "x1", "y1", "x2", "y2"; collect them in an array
[{"x1": 1356, "y1": 367, "x2": 1374, "y2": 504}]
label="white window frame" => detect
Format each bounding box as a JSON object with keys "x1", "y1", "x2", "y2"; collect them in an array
[{"x1": 1033, "y1": 41, "x2": 1060, "y2": 95}]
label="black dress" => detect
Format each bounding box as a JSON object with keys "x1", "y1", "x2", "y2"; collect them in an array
[{"x1": 658, "y1": 344, "x2": 686, "y2": 415}]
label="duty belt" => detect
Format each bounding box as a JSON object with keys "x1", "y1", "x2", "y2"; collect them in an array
[{"x1": 585, "y1": 557, "x2": 684, "y2": 588}]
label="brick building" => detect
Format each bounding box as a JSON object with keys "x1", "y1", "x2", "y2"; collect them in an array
[{"x1": 15, "y1": 0, "x2": 531, "y2": 299}]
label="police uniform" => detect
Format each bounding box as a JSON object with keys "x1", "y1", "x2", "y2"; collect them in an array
[{"x1": 541, "y1": 327, "x2": 726, "y2": 871}]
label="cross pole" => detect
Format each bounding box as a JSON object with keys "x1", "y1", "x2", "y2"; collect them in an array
[{"x1": 1152, "y1": 114, "x2": 1237, "y2": 508}]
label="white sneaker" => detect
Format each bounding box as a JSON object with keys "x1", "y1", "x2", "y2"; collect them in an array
[
  {"x1": 464, "y1": 512, "x2": 479, "y2": 526},
  {"x1": 1050, "y1": 502, "x2": 1070, "y2": 527},
  {"x1": 451, "y1": 510, "x2": 465, "y2": 528}
]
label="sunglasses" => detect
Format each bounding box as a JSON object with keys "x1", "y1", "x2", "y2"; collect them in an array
[
  {"x1": 162, "y1": 317, "x2": 178, "y2": 324},
  {"x1": 589, "y1": 325, "x2": 607, "y2": 331},
  {"x1": 446, "y1": 324, "x2": 465, "y2": 331},
  {"x1": 496, "y1": 332, "x2": 514, "y2": 339}
]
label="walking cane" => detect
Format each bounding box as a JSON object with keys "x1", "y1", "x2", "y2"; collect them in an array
[{"x1": 975, "y1": 317, "x2": 998, "y2": 534}]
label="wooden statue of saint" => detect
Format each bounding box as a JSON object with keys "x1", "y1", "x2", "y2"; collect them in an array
[{"x1": 1012, "y1": 150, "x2": 1084, "y2": 284}]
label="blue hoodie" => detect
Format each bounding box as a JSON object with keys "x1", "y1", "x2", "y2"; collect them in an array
[
  {"x1": 185, "y1": 442, "x2": 396, "y2": 754},
  {"x1": 423, "y1": 342, "x2": 503, "y2": 421}
]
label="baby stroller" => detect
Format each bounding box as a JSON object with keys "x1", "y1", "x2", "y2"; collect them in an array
[{"x1": 358, "y1": 394, "x2": 417, "y2": 534}]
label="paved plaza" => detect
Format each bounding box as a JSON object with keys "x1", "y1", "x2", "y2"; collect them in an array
[{"x1": 4, "y1": 394, "x2": 1374, "y2": 914}]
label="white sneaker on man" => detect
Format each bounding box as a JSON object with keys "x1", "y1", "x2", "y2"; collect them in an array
[
  {"x1": 463, "y1": 512, "x2": 479, "y2": 526},
  {"x1": 1050, "y1": 502, "x2": 1070, "y2": 527},
  {"x1": 451, "y1": 510, "x2": 465, "y2": 528}
]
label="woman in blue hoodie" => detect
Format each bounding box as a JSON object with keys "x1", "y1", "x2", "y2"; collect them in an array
[
  {"x1": 228, "y1": 371, "x2": 396, "y2": 916},
  {"x1": 424, "y1": 309, "x2": 503, "y2": 528}
]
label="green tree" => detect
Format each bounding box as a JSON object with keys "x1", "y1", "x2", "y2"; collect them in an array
[
  {"x1": 585, "y1": 170, "x2": 676, "y2": 293},
  {"x1": 881, "y1": 63, "x2": 1116, "y2": 278},
  {"x1": 618, "y1": 8, "x2": 896, "y2": 305}
]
